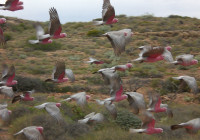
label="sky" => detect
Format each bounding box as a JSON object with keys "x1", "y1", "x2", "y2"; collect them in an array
[{"x1": 0, "y1": 0, "x2": 200, "y2": 24}]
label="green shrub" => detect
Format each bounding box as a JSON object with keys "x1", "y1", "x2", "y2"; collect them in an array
[
  {"x1": 87, "y1": 29, "x2": 104, "y2": 37},
  {"x1": 115, "y1": 110, "x2": 141, "y2": 130}
]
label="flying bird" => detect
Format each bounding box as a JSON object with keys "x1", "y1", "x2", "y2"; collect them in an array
[
  {"x1": 103, "y1": 29, "x2": 133, "y2": 56},
  {"x1": 172, "y1": 76, "x2": 199, "y2": 94},
  {"x1": 0, "y1": 64, "x2": 17, "y2": 86},
  {"x1": 45, "y1": 61, "x2": 75, "y2": 83},
  {"x1": 49, "y1": 7, "x2": 67, "y2": 39},
  {"x1": 61, "y1": 92, "x2": 90, "y2": 106},
  {"x1": 12, "y1": 89, "x2": 35, "y2": 104},
  {"x1": 129, "y1": 111, "x2": 163, "y2": 134},
  {"x1": 147, "y1": 93, "x2": 173, "y2": 117},
  {"x1": 86, "y1": 57, "x2": 104, "y2": 65},
  {"x1": 132, "y1": 45, "x2": 173, "y2": 63},
  {"x1": 78, "y1": 112, "x2": 104, "y2": 124},
  {"x1": 29, "y1": 24, "x2": 52, "y2": 44},
  {"x1": 172, "y1": 54, "x2": 198, "y2": 66},
  {"x1": 14, "y1": 126, "x2": 44, "y2": 140},
  {"x1": 0, "y1": 108, "x2": 11, "y2": 121},
  {"x1": 0, "y1": 0, "x2": 24, "y2": 11},
  {"x1": 35, "y1": 102, "x2": 63, "y2": 123},
  {"x1": 0, "y1": 18, "x2": 6, "y2": 24},
  {"x1": 0, "y1": 86, "x2": 15, "y2": 98},
  {"x1": 95, "y1": 100, "x2": 117, "y2": 119},
  {"x1": 93, "y1": 0, "x2": 118, "y2": 25},
  {"x1": 171, "y1": 118, "x2": 200, "y2": 134},
  {"x1": 126, "y1": 92, "x2": 146, "y2": 115}
]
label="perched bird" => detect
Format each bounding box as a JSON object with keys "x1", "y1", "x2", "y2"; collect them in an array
[
  {"x1": 172, "y1": 54, "x2": 198, "y2": 66},
  {"x1": 45, "y1": 61, "x2": 75, "y2": 83},
  {"x1": 0, "y1": 103, "x2": 7, "y2": 110},
  {"x1": 172, "y1": 76, "x2": 199, "y2": 94},
  {"x1": 0, "y1": 18, "x2": 6, "y2": 24},
  {"x1": 35, "y1": 102, "x2": 63, "y2": 123},
  {"x1": 95, "y1": 100, "x2": 117, "y2": 119},
  {"x1": 0, "y1": 108, "x2": 11, "y2": 121},
  {"x1": 78, "y1": 112, "x2": 104, "y2": 124},
  {"x1": 171, "y1": 118, "x2": 200, "y2": 134},
  {"x1": 61, "y1": 92, "x2": 90, "y2": 106},
  {"x1": 86, "y1": 57, "x2": 104, "y2": 65},
  {"x1": 93, "y1": 0, "x2": 118, "y2": 25},
  {"x1": 133, "y1": 45, "x2": 173, "y2": 63},
  {"x1": 14, "y1": 126, "x2": 44, "y2": 140},
  {"x1": 29, "y1": 24, "x2": 52, "y2": 44},
  {"x1": 49, "y1": 7, "x2": 67, "y2": 39},
  {"x1": 0, "y1": 27, "x2": 6, "y2": 47},
  {"x1": 103, "y1": 29, "x2": 133, "y2": 56},
  {"x1": 12, "y1": 90, "x2": 35, "y2": 104},
  {"x1": 147, "y1": 93, "x2": 173, "y2": 117},
  {"x1": 110, "y1": 63, "x2": 133, "y2": 72},
  {"x1": 129, "y1": 111, "x2": 163, "y2": 134},
  {"x1": 0, "y1": 86, "x2": 15, "y2": 98},
  {"x1": 126, "y1": 92, "x2": 146, "y2": 115},
  {"x1": 0, "y1": 64, "x2": 17, "y2": 86},
  {"x1": 0, "y1": 0, "x2": 24, "y2": 11}
]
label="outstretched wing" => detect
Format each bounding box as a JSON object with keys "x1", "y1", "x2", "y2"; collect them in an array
[
  {"x1": 23, "y1": 127, "x2": 44, "y2": 140},
  {"x1": 65, "y1": 69, "x2": 75, "y2": 82},
  {"x1": 102, "y1": 0, "x2": 115, "y2": 22},
  {"x1": 52, "y1": 61, "x2": 65, "y2": 80},
  {"x1": 45, "y1": 104, "x2": 63, "y2": 123},
  {"x1": 1, "y1": 63, "x2": 8, "y2": 79}
]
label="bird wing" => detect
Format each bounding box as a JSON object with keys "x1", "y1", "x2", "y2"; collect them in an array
[
  {"x1": 90, "y1": 113, "x2": 104, "y2": 123},
  {"x1": 142, "y1": 46, "x2": 164, "y2": 58},
  {"x1": 71, "y1": 92, "x2": 87, "y2": 106},
  {"x1": 35, "y1": 24, "x2": 45, "y2": 39},
  {"x1": 0, "y1": 86, "x2": 14, "y2": 97},
  {"x1": 141, "y1": 111, "x2": 155, "y2": 129},
  {"x1": 52, "y1": 61, "x2": 65, "y2": 80},
  {"x1": 5, "y1": 0, "x2": 18, "y2": 7},
  {"x1": 1, "y1": 63, "x2": 8, "y2": 79},
  {"x1": 120, "y1": 29, "x2": 132, "y2": 44},
  {"x1": 23, "y1": 126, "x2": 43, "y2": 140},
  {"x1": 0, "y1": 103, "x2": 7, "y2": 110},
  {"x1": 107, "y1": 31, "x2": 126, "y2": 56},
  {"x1": 12, "y1": 95, "x2": 22, "y2": 104},
  {"x1": 65, "y1": 69, "x2": 75, "y2": 82},
  {"x1": 176, "y1": 54, "x2": 193, "y2": 63},
  {"x1": 104, "y1": 101, "x2": 117, "y2": 119},
  {"x1": 45, "y1": 104, "x2": 63, "y2": 123},
  {"x1": 182, "y1": 76, "x2": 199, "y2": 94},
  {"x1": 162, "y1": 49, "x2": 174, "y2": 62},
  {"x1": 148, "y1": 93, "x2": 160, "y2": 110},
  {"x1": 102, "y1": 0, "x2": 115, "y2": 22},
  {"x1": 84, "y1": 112, "x2": 95, "y2": 119},
  {"x1": 0, "y1": 108, "x2": 10, "y2": 121},
  {"x1": 49, "y1": 7, "x2": 62, "y2": 36},
  {"x1": 2, "y1": 65, "x2": 15, "y2": 83}
]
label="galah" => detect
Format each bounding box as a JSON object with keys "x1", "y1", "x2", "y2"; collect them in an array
[
  {"x1": 49, "y1": 7, "x2": 67, "y2": 39},
  {"x1": 172, "y1": 76, "x2": 199, "y2": 94},
  {"x1": 95, "y1": 100, "x2": 117, "y2": 119},
  {"x1": 29, "y1": 23, "x2": 52, "y2": 44},
  {"x1": 126, "y1": 92, "x2": 146, "y2": 115},
  {"x1": 0, "y1": 86, "x2": 15, "y2": 98},
  {"x1": 0, "y1": 27, "x2": 5, "y2": 47},
  {"x1": 45, "y1": 61, "x2": 75, "y2": 83},
  {"x1": 110, "y1": 63, "x2": 133, "y2": 72},
  {"x1": 0, "y1": 64, "x2": 17, "y2": 86},
  {"x1": 0, "y1": 18, "x2": 6, "y2": 24},
  {"x1": 12, "y1": 89, "x2": 35, "y2": 104},
  {"x1": 14, "y1": 126, "x2": 44, "y2": 140},
  {"x1": 103, "y1": 29, "x2": 133, "y2": 56},
  {"x1": 86, "y1": 57, "x2": 104, "y2": 65},
  {"x1": 35, "y1": 102, "x2": 63, "y2": 123},
  {"x1": 129, "y1": 111, "x2": 163, "y2": 134},
  {"x1": 132, "y1": 45, "x2": 173, "y2": 63},
  {"x1": 172, "y1": 54, "x2": 198, "y2": 66},
  {"x1": 0, "y1": 0, "x2": 24, "y2": 11},
  {"x1": 93, "y1": 0, "x2": 118, "y2": 25},
  {"x1": 171, "y1": 118, "x2": 200, "y2": 134},
  {"x1": 0, "y1": 108, "x2": 11, "y2": 121},
  {"x1": 61, "y1": 92, "x2": 90, "y2": 106},
  {"x1": 147, "y1": 93, "x2": 173, "y2": 118},
  {"x1": 78, "y1": 112, "x2": 104, "y2": 124}
]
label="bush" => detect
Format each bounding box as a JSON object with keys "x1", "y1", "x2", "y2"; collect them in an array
[
  {"x1": 115, "y1": 110, "x2": 141, "y2": 130},
  {"x1": 13, "y1": 76, "x2": 57, "y2": 93},
  {"x1": 158, "y1": 78, "x2": 179, "y2": 95},
  {"x1": 87, "y1": 29, "x2": 104, "y2": 37}
]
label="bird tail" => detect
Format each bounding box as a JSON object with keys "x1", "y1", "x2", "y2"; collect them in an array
[
  {"x1": 171, "y1": 61, "x2": 179, "y2": 65},
  {"x1": 171, "y1": 125, "x2": 184, "y2": 130},
  {"x1": 95, "y1": 99, "x2": 104, "y2": 105},
  {"x1": 34, "y1": 105, "x2": 44, "y2": 109},
  {"x1": 28, "y1": 40, "x2": 39, "y2": 44},
  {"x1": 93, "y1": 20, "x2": 104, "y2": 25},
  {"x1": 0, "y1": 4, "x2": 5, "y2": 6},
  {"x1": 60, "y1": 98, "x2": 71, "y2": 102},
  {"x1": 129, "y1": 128, "x2": 145, "y2": 133},
  {"x1": 14, "y1": 130, "x2": 23, "y2": 136},
  {"x1": 132, "y1": 57, "x2": 143, "y2": 62}
]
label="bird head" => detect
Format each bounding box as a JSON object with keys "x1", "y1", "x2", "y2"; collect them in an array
[
  {"x1": 61, "y1": 33, "x2": 67, "y2": 38},
  {"x1": 0, "y1": 18, "x2": 6, "y2": 24},
  {"x1": 166, "y1": 46, "x2": 172, "y2": 51},
  {"x1": 113, "y1": 18, "x2": 118, "y2": 23},
  {"x1": 86, "y1": 95, "x2": 91, "y2": 100},
  {"x1": 192, "y1": 59, "x2": 198, "y2": 65},
  {"x1": 36, "y1": 126, "x2": 44, "y2": 134},
  {"x1": 8, "y1": 110, "x2": 12, "y2": 115},
  {"x1": 126, "y1": 63, "x2": 133, "y2": 68},
  {"x1": 56, "y1": 103, "x2": 61, "y2": 107}
]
